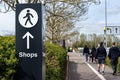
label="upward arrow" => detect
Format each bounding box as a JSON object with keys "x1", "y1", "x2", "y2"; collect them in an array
[{"x1": 22, "y1": 32, "x2": 34, "y2": 49}]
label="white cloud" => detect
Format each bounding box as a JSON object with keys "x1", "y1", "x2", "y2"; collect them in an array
[
  {"x1": 107, "y1": 7, "x2": 120, "y2": 15},
  {"x1": 0, "y1": 11, "x2": 15, "y2": 32},
  {"x1": 75, "y1": 0, "x2": 120, "y2": 34},
  {"x1": 0, "y1": 0, "x2": 120, "y2": 35}
]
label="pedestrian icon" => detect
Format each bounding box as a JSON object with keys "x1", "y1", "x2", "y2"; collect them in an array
[
  {"x1": 23, "y1": 10, "x2": 34, "y2": 26},
  {"x1": 19, "y1": 8, "x2": 38, "y2": 28}
]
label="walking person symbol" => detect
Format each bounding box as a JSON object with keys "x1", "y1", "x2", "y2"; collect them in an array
[{"x1": 23, "y1": 10, "x2": 34, "y2": 25}]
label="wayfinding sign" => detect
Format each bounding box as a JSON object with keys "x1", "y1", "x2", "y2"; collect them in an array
[
  {"x1": 15, "y1": 3, "x2": 44, "y2": 80},
  {"x1": 107, "y1": 26, "x2": 120, "y2": 35}
]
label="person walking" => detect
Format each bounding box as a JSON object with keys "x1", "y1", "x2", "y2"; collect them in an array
[
  {"x1": 108, "y1": 42, "x2": 120, "y2": 75},
  {"x1": 83, "y1": 45, "x2": 90, "y2": 62},
  {"x1": 91, "y1": 45, "x2": 96, "y2": 63},
  {"x1": 96, "y1": 42, "x2": 107, "y2": 74}
]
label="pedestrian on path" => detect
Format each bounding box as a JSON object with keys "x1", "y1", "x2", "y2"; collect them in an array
[
  {"x1": 90, "y1": 45, "x2": 97, "y2": 63},
  {"x1": 108, "y1": 42, "x2": 120, "y2": 75},
  {"x1": 96, "y1": 42, "x2": 107, "y2": 74},
  {"x1": 83, "y1": 45, "x2": 90, "y2": 62}
]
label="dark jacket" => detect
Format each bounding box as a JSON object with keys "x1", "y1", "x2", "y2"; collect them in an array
[
  {"x1": 96, "y1": 46, "x2": 107, "y2": 59},
  {"x1": 91, "y1": 47, "x2": 96, "y2": 57},
  {"x1": 108, "y1": 46, "x2": 120, "y2": 60},
  {"x1": 83, "y1": 47, "x2": 89, "y2": 55}
]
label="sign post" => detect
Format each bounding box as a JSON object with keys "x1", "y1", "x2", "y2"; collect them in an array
[{"x1": 15, "y1": 3, "x2": 44, "y2": 80}]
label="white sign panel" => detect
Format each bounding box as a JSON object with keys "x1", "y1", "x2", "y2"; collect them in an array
[{"x1": 106, "y1": 26, "x2": 120, "y2": 35}]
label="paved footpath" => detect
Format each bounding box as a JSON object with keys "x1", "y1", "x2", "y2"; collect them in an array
[{"x1": 68, "y1": 52, "x2": 120, "y2": 80}]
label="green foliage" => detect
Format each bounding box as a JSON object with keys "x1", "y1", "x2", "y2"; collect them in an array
[
  {"x1": 105, "y1": 57, "x2": 111, "y2": 67},
  {"x1": 46, "y1": 42, "x2": 67, "y2": 80},
  {"x1": 0, "y1": 36, "x2": 67, "y2": 80},
  {"x1": 73, "y1": 33, "x2": 120, "y2": 48},
  {"x1": 117, "y1": 58, "x2": 120, "y2": 72},
  {"x1": 0, "y1": 36, "x2": 17, "y2": 80},
  {"x1": 106, "y1": 57, "x2": 120, "y2": 72}
]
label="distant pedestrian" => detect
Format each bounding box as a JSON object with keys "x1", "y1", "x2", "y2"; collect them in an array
[
  {"x1": 68, "y1": 46, "x2": 73, "y2": 52},
  {"x1": 108, "y1": 42, "x2": 120, "y2": 75},
  {"x1": 96, "y1": 42, "x2": 107, "y2": 74},
  {"x1": 83, "y1": 45, "x2": 90, "y2": 62},
  {"x1": 90, "y1": 45, "x2": 96, "y2": 63},
  {"x1": 73, "y1": 49, "x2": 75, "y2": 53}
]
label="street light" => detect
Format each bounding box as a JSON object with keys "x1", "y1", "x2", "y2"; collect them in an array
[{"x1": 104, "y1": 0, "x2": 107, "y2": 48}]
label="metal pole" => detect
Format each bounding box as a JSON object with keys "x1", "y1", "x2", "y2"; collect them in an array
[{"x1": 105, "y1": 0, "x2": 107, "y2": 48}]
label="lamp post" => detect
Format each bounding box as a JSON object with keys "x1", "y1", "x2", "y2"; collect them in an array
[{"x1": 104, "y1": 0, "x2": 107, "y2": 48}]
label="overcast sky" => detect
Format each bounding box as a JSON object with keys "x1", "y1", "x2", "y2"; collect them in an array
[
  {"x1": 76, "y1": 0, "x2": 120, "y2": 34},
  {"x1": 0, "y1": 0, "x2": 120, "y2": 35}
]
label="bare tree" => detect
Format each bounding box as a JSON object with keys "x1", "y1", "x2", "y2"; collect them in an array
[{"x1": 0, "y1": 0, "x2": 101, "y2": 43}]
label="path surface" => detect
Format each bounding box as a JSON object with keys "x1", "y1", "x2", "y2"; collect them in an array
[{"x1": 68, "y1": 52, "x2": 120, "y2": 80}]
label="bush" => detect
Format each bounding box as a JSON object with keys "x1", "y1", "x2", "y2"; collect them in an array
[
  {"x1": 0, "y1": 36, "x2": 17, "y2": 80},
  {"x1": 46, "y1": 42, "x2": 67, "y2": 80},
  {"x1": 106, "y1": 57, "x2": 120, "y2": 72},
  {"x1": 105, "y1": 57, "x2": 111, "y2": 67},
  {"x1": 117, "y1": 58, "x2": 120, "y2": 72},
  {"x1": 0, "y1": 36, "x2": 67, "y2": 80}
]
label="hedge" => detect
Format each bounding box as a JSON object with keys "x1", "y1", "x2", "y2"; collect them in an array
[
  {"x1": 0, "y1": 36, "x2": 17, "y2": 80},
  {"x1": 46, "y1": 42, "x2": 67, "y2": 80},
  {"x1": 0, "y1": 36, "x2": 67, "y2": 80}
]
